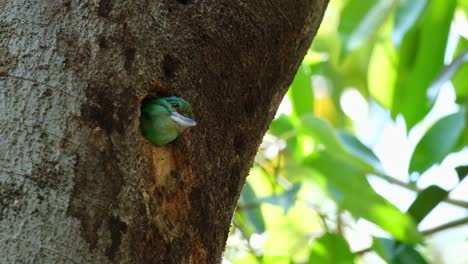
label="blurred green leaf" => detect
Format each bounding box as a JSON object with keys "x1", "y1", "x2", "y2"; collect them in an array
[
  {"x1": 262, "y1": 206, "x2": 321, "y2": 261},
  {"x1": 237, "y1": 182, "x2": 266, "y2": 234},
  {"x1": 300, "y1": 114, "x2": 346, "y2": 154},
  {"x1": 303, "y1": 49, "x2": 328, "y2": 65},
  {"x1": 270, "y1": 115, "x2": 299, "y2": 154},
  {"x1": 452, "y1": 38, "x2": 468, "y2": 102},
  {"x1": 308, "y1": 233, "x2": 355, "y2": 264},
  {"x1": 293, "y1": 134, "x2": 318, "y2": 161},
  {"x1": 270, "y1": 115, "x2": 296, "y2": 138},
  {"x1": 368, "y1": 38, "x2": 397, "y2": 109},
  {"x1": 258, "y1": 184, "x2": 302, "y2": 214},
  {"x1": 455, "y1": 165, "x2": 468, "y2": 182},
  {"x1": 393, "y1": 0, "x2": 456, "y2": 128},
  {"x1": 301, "y1": 115, "x2": 379, "y2": 171},
  {"x1": 338, "y1": 0, "x2": 394, "y2": 55},
  {"x1": 261, "y1": 256, "x2": 293, "y2": 264},
  {"x1": 305, "y1": 152, "x2": 422, "y2": 244},
  {"x1": 391, "y1": 248, "x2": 427, "y2": 264},
  {"x1": 460, "y1": 0, "x2": 468, "y2": 8},
  {"x1": 373, "y1": 237, "x2": 428, "y2": 264},
  {"x1": 338, "y1": 131, "x2": 382, "y2": 169},
  {"x1": 407, "y1": 185, "x2": 448, "y2": 224},
  {"x1": 232, "y1": 253, "x2": 259, "y2": 264},
  {"x1": 373, "y1": 237, "x2": 396, "y2": 263},
  {"x1": 289, "y1": 64, "x2": 314, "y2": 118},
  {"x1": 392, "y1": 0, "x2": 428, "y2": 46},
  {"x1": 231, "y1": 1, "x2": 467, "y2": 262},
  {"x1": 409, "y1": 110, "x2": 466, "y2": 174},
  {"x1": 339, "y1": 42, "x2": 374, "y2": 94},
  {"x1": 269, "y1": 115, "x2": 311, "y2": 159},
  {"x1": 311, "y1": 31, "x2": 342, "y2": 65}
]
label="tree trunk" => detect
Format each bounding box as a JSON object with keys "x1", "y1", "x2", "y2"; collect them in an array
[{"x1": 0, "y1": 0, "x2": 328, "y2": 263}]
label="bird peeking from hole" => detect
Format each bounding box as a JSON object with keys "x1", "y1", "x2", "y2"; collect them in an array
[{"x1": 140, "y1": 97, "x2": 196, "y2": 146}]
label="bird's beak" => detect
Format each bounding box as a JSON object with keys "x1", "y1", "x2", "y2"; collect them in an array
[{"x1": 170, "y1": 112, "x2": 197, "y2": 128}]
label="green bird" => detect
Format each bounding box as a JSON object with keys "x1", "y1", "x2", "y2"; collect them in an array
[{"x1": 140, "y1": 96, "x2": 196, "y2": 146}]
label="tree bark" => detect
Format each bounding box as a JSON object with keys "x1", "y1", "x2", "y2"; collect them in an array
[{"x1": 0, "y1": 0, "x2": 328, "y2": 263}]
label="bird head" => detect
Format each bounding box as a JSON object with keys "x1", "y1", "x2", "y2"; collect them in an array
[{"x1": 161, "y1": 97, "x2": 196, "y2": 132}]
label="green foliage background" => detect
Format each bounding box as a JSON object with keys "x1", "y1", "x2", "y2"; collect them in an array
[{"x1": 226, "y1": 0, "x2": 468, "y2": 263}]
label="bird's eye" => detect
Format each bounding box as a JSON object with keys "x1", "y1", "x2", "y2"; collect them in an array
[{"x1": 173, "y1": 103, "x2": 188, "y2": 116}]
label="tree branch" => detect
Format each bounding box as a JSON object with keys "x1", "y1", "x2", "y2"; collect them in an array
[
  {"x1": 369, "y1": 172, "x2": 468, "y2": 209},
  {"x1": 353, "y1": 216, "x2": 468, "y2": 255},
  {"x1": 421, "y1": 216, "x2": 468, "y2": 236}
]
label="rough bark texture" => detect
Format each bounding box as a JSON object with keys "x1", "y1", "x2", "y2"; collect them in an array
[{"x1": 0, "y1": 0, "x2": 328, "y2": 263}]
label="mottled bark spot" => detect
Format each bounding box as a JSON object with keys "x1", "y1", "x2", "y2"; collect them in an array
[
  {"x1": 176, "y1": 0, "x2": 192, "y2": 4},
  {"x1": 30, "y1": 159, "x2": 65, "y2": 190},
  {"x1": 123, "y1": 47, "x2": 136, "y2": 71},
  {"x1": 63, "y1": 0, "x2": 71, "y2": 9},
  {"x1": 233, "y1": 133, "x2": 247, "y2": 155},
  {"x1": 106, "y1": 216, "x2": 128, "y2": 260},
  {"x1": 228, "y1": 163, "x2": 242, "y2": 196},
  {"x1": 66, "y1": 142, "x2": 124, "y2": 250},
  {"x1": 0, "y1": 182, "x2": 25, "y2": 221},
  {"x1": 147, "y1": 79, "x2": 175, "y2": 97},
  {"x1": 189, "y1": 185, "x2": 212, "y2": 257},
  {"x1": 81, "y1": 94, "x2": 116, "y2": 133},
  {"x1": 97, "y1": 36, "x2": 109, "y2": 49},
  {"x1": 0, "y1": 46, "x2": 14, "y2": 76},
  {"x1": 162, "y1": 54, "x2": 179, "y2": 80},
  {"x1": 243, "y1": 96, "x2": 257, "y2": 116},
  {"x1": 98, "y1": 0, "x2": 112, "y2": 17}
]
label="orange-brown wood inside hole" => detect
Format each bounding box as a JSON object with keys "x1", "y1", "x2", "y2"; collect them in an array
[{"x1": 141, "y1": 142, "x2": 206, "y2": 263}]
